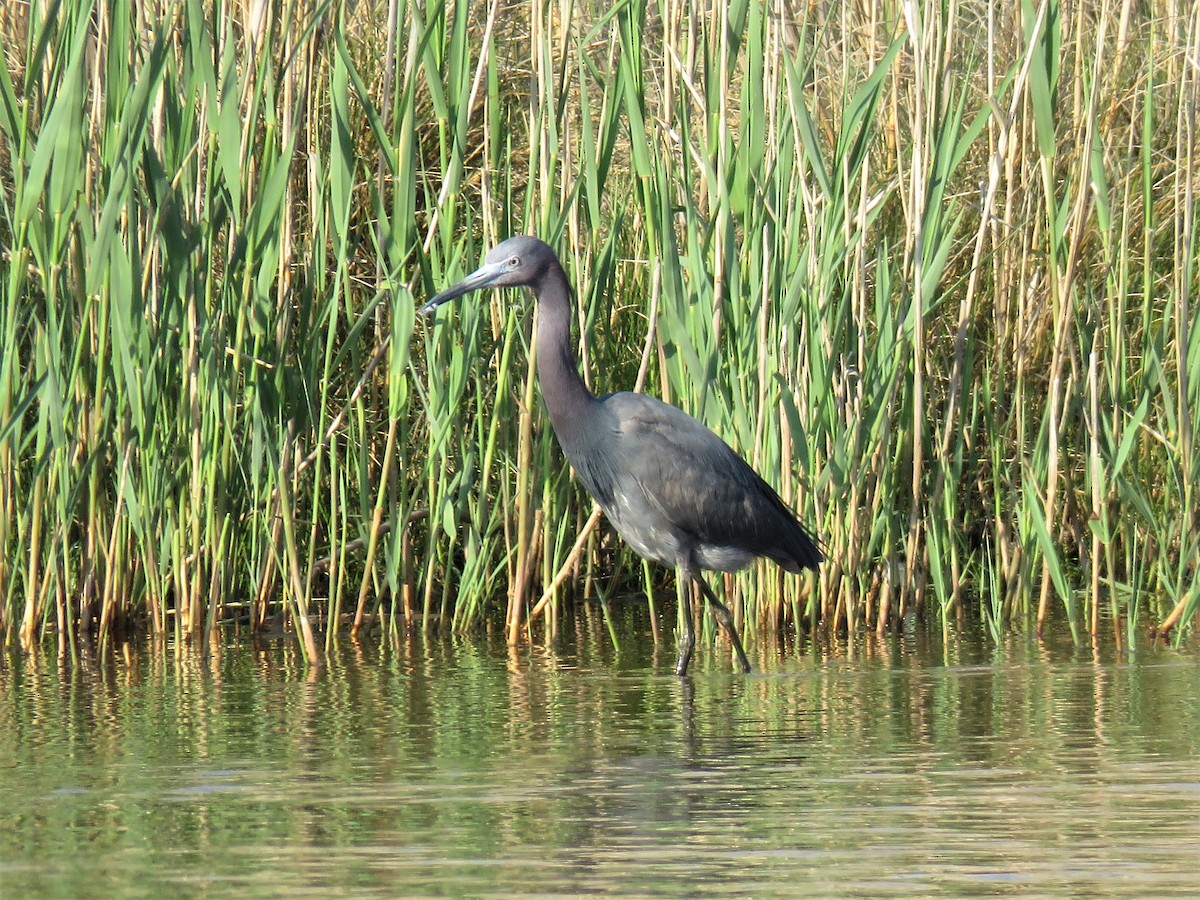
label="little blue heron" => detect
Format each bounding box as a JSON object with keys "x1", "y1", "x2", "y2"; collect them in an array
[{"x1": 423, "y1": 236, "x2": 823, "y2": 675}]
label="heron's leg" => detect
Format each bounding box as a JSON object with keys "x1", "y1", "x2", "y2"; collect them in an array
[
  {"x1": 694, "y1": 576, "x2": 752, "y2": 673},
  {"x1": 676, "y1": 577, "x2": 696, "y2": 676}
]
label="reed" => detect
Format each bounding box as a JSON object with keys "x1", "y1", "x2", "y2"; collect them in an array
[{"x1": 1, "y1": 0, "x2": 1197, "y2": 657}]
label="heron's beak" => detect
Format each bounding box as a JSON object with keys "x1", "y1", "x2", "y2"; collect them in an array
[{"x1": 421, "y1": 260, "x2": 507, "y2": 316}]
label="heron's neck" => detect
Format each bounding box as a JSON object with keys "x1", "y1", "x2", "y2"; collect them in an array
[{"x1": 533, "y1": 264, "x2": 595, "y2": 443}]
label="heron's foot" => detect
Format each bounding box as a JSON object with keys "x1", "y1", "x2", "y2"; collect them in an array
[{"x1": 676, "y1": 631, "x2": 695, "y2": 676}]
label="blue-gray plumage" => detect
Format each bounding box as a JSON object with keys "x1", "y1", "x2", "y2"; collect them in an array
[{"x1": 423, "y1": 236, "x2": 822, "y2": 675}]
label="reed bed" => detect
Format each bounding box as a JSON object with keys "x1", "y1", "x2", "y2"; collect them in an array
[{"x1": 1, "y1": 0, "x2": 1197, "y2": 659}]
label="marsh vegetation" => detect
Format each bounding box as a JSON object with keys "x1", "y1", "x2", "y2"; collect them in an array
[{"x1": 1, "y1": 0, "x2": 1198, "y2": 658}]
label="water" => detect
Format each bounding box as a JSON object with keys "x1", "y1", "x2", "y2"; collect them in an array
[{"x1": 1, "y1": 613, "x2": 1198, "y2": 897}]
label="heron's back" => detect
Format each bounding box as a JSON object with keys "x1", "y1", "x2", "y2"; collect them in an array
[{"x1": 552, "y1": 391, "x2": 822, "y2": 574}]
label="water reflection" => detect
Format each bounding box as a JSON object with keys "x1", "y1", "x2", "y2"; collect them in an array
[{"x1": 0, "y1": 617, "x2": 1197, "y2": 897}]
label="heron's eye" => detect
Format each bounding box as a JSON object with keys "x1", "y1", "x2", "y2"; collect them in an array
[{"x1": 508, "y1": 256, "x2": 520, "y2": 268}]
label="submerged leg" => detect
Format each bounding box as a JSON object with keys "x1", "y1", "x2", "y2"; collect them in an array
[
  {"x1": 694, "y1": 576, "x2": 752, "y2": 674},
  {"x1": 676, "y1": 578, "x2": 696, "y2": 676}
]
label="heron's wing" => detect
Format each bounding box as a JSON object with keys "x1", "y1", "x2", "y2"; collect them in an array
[{"x1": 603, "y1": 392, "x2": 810, "y2": 561}]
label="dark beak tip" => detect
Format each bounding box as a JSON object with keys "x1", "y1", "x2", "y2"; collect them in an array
[{"x1": 420, "y1": 293, "x2": 452, "y2": 317}]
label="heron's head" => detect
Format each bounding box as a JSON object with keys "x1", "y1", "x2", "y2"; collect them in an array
[{"x1": 422, "y1": 236, "x2": 556, "y2": 315}]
